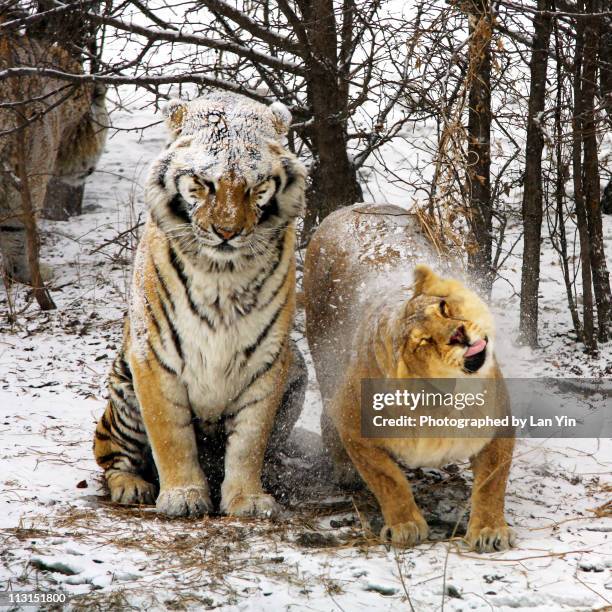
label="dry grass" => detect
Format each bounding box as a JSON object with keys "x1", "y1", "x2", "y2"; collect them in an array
[
  {"x1": 0, "y1": 467, "x2": 471, "y2": 606},
  {"x1": 589, "y1": 498, "x2": 612, "y2": 519},
  {"x1": 413, "y1": 200, "x2": 465, "y2": 261},
  {"x1": 2, "y1": 451, "x2": 609, "y2": 610},
  {"x1": 3, "y1": 496, "x2": 374, "y2": 609}
]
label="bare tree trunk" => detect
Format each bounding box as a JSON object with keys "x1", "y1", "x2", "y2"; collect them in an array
[
  {"x1": 301, "y1": 0, "x2": 362, "y2": 238},
  {"x1": 552, "y1": 19, "x2": 581, "y2": 339},
  {"x1": 581, "y1": 0, "x2": 611, "y2": 342},
  {"x1": 599, "y1": 15, "x2": 612, "y2": 126},
  {"x1": 465, "y1": 0, "x2": 493, "y2": 293},
  {"x1": 600, "y1": 16, "x2": 612, "y2": 213},
  {"x1": 602, "y1": 180, "x2": 612, "y2": 215},
  {"x1": 572, "y1": 12, "x2": 596, "y2": 352},
  {"x1": 519, "y1": 0, "x2": 553, "y2": 347},
  {"x1": 15, "y1": 130, "x2": 56, "y2": 311}
]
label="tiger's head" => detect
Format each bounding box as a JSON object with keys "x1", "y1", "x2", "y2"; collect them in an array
[
  {"x1": 146, "y1": 92, "x2": 306, "y2": 261},
  {"x1": 395, "y1": 265, "x2": 496, "y2": 378}
]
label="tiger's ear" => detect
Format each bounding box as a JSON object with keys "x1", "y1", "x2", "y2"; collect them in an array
[
  {"x1": 413, "y1": 265, "x2": 444, "y2": 296},
  {"x1": 269, "y1": 101, "x2": 292, "y2": 135},
  {"x1": 163, "y1": 99, "x2": 187, "y2": 138}
]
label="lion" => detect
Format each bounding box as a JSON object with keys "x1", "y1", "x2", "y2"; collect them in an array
[
  {"x1": 0, "y1": 31, "x2": 107, "y2": 283},
  {"x1": 304, "y1": 203, "x2": 515, "y2": 552}
]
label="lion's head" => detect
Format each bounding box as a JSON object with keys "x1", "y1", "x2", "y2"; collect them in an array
[
  {"x1": 146, "y1": 92, "x2": 306, "y2": 261},
  {"x1": 396, "y1": 265, "x2": 496, "y2": 378}
]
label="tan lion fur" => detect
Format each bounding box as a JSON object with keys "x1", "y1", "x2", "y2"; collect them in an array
[
  {"x1": 304, "y1": 203, "x2": 515, "y2": 552},
  {"x1": 0, "y1": 33, "x2": 107, "y2": 282}
]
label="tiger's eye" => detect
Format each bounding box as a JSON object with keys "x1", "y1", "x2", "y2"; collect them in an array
[{"x1": 194, "y1": 177, "x2": 215, "y2": 195}]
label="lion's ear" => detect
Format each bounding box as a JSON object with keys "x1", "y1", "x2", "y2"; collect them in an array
[
  {"x1": 413, "y1": 265, "x2": 443, "y2": 296},
  {"x1": 269, "y1": 101, "x2": 292, "y2": 135},
  {"x1": 163, "y1": 99, "x2": 187, "y2": 138}
]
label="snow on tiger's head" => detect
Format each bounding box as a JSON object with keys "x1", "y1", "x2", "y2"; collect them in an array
[{"x1": 146, "y1": 91, "x2": 306, "y2": 262}]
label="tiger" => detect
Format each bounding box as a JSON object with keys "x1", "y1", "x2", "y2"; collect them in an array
[
  {"x1": 0, "y1": 31, "x2": 107, "y2": 283},
  {"x1": 304, "y1": 203, "x2": 515, "y2": 552},
  {"x1": 94, "y1": 92, "x2": 308, "y2": 519}
]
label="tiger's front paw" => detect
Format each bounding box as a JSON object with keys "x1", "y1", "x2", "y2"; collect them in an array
[
  {"x1": 380, "y1": 515, "x2": 429, "y2": 548},
  {"x1": 222, "y1": 492, "x2": 280, "y2": 518},
  {"x1": 107, "y1": 472, "x2": 156, "y2": 505},
  {"x1": 156, "y1": 486, "x2": 212, "y2": 518},
  {"x1": 465, "y1": 522, "x2": 516, "y2": 553}
]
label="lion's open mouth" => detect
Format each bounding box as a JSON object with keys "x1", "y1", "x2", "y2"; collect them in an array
[{"x1": 463, "y1": 338, "x2": 487, "y2": 373}]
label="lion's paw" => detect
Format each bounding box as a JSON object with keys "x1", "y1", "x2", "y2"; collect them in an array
[
  {"x1": 156, "y1": 486, "x2": 212, "y2": 518},
  {"x1": 108, "y1": 472, "x2": 156, "y2": 505},
  {"x1": 380, "y1": 516, "x2": 429, "y2": 548},
  {"x1": 465, "y1": 523, "x2": 516, "y2": 553},
  {"x1": 223, "y1": 493, "x2": 280, "y2": 518}
]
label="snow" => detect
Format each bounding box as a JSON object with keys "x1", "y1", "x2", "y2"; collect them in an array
[{"x1": 1, "y1": 102, "x2": 611, "y2": 611}]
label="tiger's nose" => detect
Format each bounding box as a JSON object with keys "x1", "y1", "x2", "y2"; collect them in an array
[{"x1": 213, "y1": 226, "x2": 237, "y2": 241}]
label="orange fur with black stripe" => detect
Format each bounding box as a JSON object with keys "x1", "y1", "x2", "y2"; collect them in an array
[{"x1": 94, "y1": 93, "x2": 307, "y2": 518}]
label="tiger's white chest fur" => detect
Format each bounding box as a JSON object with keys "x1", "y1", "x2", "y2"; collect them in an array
[
  {"x1": 130, "y1": 228, "x2": 292, "y2": 423},
  {"x1": 178, "y1": 259, "x2": 288, "y2": 417}
]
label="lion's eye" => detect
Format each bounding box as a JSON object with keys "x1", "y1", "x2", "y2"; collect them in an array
[
  {"x1": 417, "y1": 337, "x2": 433, "y2": 349},
  {"x1": 439, "y1": 300, "x2": 450, "y2": 317}
]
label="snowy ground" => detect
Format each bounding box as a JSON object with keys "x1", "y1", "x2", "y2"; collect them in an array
[{"x1": 1, "y1": 106, "x2": 611, "y2": 611}]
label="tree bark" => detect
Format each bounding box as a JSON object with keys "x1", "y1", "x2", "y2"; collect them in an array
[
  {"x1": 465, "y1": 0, "x2": 493, "y2": 293},
  {"x1": 599, "y1": 15, "x2": 612, "y2": 126},
  {"x1": 301, "y1": 0, "x2": 363, "y2": 238},
  {"x1": 552, "y1": 19, "x2": 581, "y2": 339},
  {"x1": 519, "y1": 0, "x2": 553, "y2": 347},
  {"x1": 601, "y1": 179, "x2": 612, "y2": 215},
  {"x1": 15, "y1": 129, "x2": 56, "y2": 311},
  {"x1": 572, "y1": 12, "x2": 596, "y2": 352},
  {"x1": 581, "y1": 0, "x2": 611, "y2": 342}
]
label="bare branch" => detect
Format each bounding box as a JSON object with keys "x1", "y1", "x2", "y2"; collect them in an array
[
  {"x1": 0, "y1": 0, "x2": 98, "y2": 32},
  {"x1": 196, "y1": 0, "x2": 303, "y2": 55},
  {"x1": 85, "y1": 9, "x2": 305, "y2": 76},
  {"x1": 276, "y1": 0, "x2": 311, "y2": 54},
  {"x1": 0, "y1": 66, "x2": 309, "y2": 117}
]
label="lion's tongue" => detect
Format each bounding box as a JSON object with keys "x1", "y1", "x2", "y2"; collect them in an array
[{"x1": 464, "y1": 339, "x2": 487, "y2": 358}]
